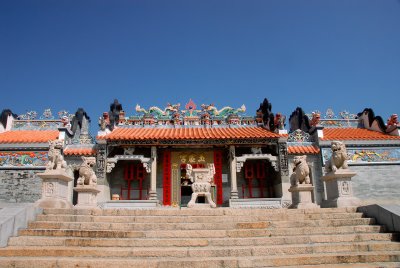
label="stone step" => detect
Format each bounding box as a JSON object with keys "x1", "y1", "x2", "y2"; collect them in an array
[
  {"x1": 26, "y1": 218, "x2": 376, "y2": 231},
  {"x1": 18, "y1": 225, "x2": 384, "y2": 238},
  {"x1": 35, "y1": 212, "x2": 365, "y2": 223},
  {"x1": 280, "y1": 263, "x2": 400, "y2": 268},
  {"x1": 8, "y1": 233, "x2": 397, "y2": 247},
  {"x1": 223, "y1": 225, "x2": 385, "y2": 239},
  {"x1": 0, "y1": 260, "x2": 400, "y2": 268},
  {"x1": 1, "y1": 256, "x2": 399, "y2": 268},
  {"x1": 1, "y1": 242, "x2": 400, "y2": 258},
  {"x1": 0, "y1": 250, "x2": 399, "y2": 267},
  {"x1": 42, "y1": 207, "x2": 358, "y2": 217}
]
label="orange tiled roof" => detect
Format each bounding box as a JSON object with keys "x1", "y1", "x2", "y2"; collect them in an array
[
  {"x1": 64, "y1": 148, "x2": 97, "y2": 156},
  {"x1": 99, "y1": 126, "x2": 280, "y2": 141},
  {"x1": 287, "y1": 145, "x2": 320, "y2": 155},
  {"x1": 0, "y1": 130, "x2": 59, "y2": 144},
  {"x1": 321, "y1": 128, "x2": 400, "y2": 141}
]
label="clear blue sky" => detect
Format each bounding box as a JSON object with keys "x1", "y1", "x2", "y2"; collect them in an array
[{"x1": 1, "y1": 0, "x2": 399, "y2": 128}]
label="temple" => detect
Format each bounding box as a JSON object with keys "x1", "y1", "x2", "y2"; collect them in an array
[{"x1": 1, "y1": 98, "x2": 399, "y2": 208}]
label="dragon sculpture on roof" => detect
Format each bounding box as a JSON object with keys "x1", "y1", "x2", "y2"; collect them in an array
[{"x1": 201, "y1": 104, "x2": 246, "y2": 116}]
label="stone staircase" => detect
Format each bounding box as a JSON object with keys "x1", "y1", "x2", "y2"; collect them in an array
[{"x1": 0, "y1": 207, "x2": 399, "y2": 267}]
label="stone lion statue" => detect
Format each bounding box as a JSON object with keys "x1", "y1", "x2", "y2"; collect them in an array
[
  {"x1": 291, "y1": 155, "x2": 311, "y2": 186},
  {"x1": 325, "y1": 141, "x2": 349, "y2": 172},
  {"x1": 47, "y1": 140, "x2": 67, "y2": 170},
  {"x1": 77, "y1": 156, "x2": 97, "y2": 185},
  {"x1": 310, "y1": 112, "x2": 321, "y2": 127}
]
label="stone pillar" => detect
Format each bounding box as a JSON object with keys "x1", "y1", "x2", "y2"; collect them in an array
[
  {"x1": 74, "y1": 185, "x2": 100, "y2": 208},
  {"x1": 149, "y1": 146, "x2": 158, "y2": 200},
  {"x1": 95, "y1": 140, "x2": 110, "y2": 202},
  {"x1": 35, "y1": 170, "x2": 73, "y2": 209},
  {"x1": 288, "y1": 185, "x2": 319, "y2": 209},
  {"x1": 322, "y1": 170, "x2": 360, "y2": 207},
  {"x1": 278, "y1": 141, "x2": 291, "y2": 207},
  {"x1": 229, "y1": 145, "x2": 238, "y2": 199}
]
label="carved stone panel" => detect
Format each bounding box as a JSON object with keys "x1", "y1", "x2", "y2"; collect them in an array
[
  {"x1": 279, "y1": 143, "x2": 289, "y2": 176},
  {"x1": 96, "y1": 144, "x2": 106, "y2": 181}
]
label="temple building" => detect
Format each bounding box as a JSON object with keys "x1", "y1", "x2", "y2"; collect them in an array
[{"x1": 0, "y1": 98, "x2": 399, "y2": 208}]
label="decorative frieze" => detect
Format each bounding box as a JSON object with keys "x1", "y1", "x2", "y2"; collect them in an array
[
  {"x1": 0, "y1": 151, "x2": 48, "y2": 168},
  {"x1": 322, "y1": 147, "x2": 400, "y2": 164}
]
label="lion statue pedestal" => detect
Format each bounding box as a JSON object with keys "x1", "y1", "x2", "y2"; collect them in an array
[
  {"x1": 322, "y1": 141, "x2": 360, "y2": 208},
  {"x1": 35, "y1": 140, "x2": 73, "y2": 209},
  {"x1": 74, "y1": 185, "x2": 100, "y2": 208},
  {"x1": 36, "y1": 170, "x2": 73, "y2": 209},
  {"x1": 73, "y1": 157, "x2": 100, "y2": 208},
  {"x1": 288, "y1": 155, "x2": 319, "y2": 209},
  {"x1": 322, "y1": 170, "x2": 360, "y2": 208},
  {"x1": 288, "y1": 185, "x2": 319, "y2": 209}
]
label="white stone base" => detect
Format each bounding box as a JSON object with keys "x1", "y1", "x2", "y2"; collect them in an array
[
  {"x1": 187, "y1": 192, "x2": 216, "y2": 209},
  {"x1": 35, "y1": 198, "x2": 73, "y2": 209},
  {"x1": 35, "y1": 169, "x2": 73, "y2": 209},
  {"x1": 288, "y1": 185, "x2": 319, "y2": 209},
  {"x1": 99, "y1": 200, "x2": 159, "y2": 209},
  {"x1": 229, "y1": 198, "x2": 284, "y2": 208},
  {"x1": 186, "y1": 203, "x2": 215, "y2": 209},
  {"x1": 322, "y1": 170, "x2": 360, "y2": 208},
  {"x1": 74, "y1": 186, "x2": 100, "y2": 208}
]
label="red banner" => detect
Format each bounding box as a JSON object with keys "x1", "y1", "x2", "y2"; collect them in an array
[
  {"x1": 162, "y1": 151, "x2": 172, "y2": 205},
  {"x1": 213, "y1": 150, "x2": 223, "y2": 205}
]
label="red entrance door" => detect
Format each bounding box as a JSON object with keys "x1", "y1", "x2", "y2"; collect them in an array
[
  {"x1": 243, "y1": 161, "x2": 267, "y2": 198},
  {"x1": 121, "y1": 163, "x2": 147, "y2": 200}
]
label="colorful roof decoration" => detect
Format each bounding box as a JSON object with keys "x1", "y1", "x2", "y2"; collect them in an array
[
  {"x1": 287, "y1": 129, "x2": 314, "y2": 143},
  {"x1": 98, "y1": 126, "x2": 280, "y2": 141},
  {"x1": 12, "y1": 109, "x2": 74, "y2": 130},
  {"x1": 321, "y1": 128, "x2": 400, "y2": 141},
  {"x1": 0, "y1": 130, "x2": 59, "y2": 144},
  {"x1": 106, "y1": 99, "x2": 249, "y2": 128},
  {"x1": 287, "y1": 145, "x2": 320, "y2": 155}
]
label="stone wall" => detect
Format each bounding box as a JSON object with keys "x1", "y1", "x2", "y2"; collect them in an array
[
  {"x1": 351, "y1": 165, "x2": 400, "y2": 205},
  {"x1": 0, "y1": 170, "x2": 43, "y2": 203}
]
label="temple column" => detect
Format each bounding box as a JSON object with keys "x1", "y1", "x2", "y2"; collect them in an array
[
  {"x1": 149, "y1": 146, "x2": 158, "y2": 200},
  {"x1": 229, "y1": 145, "x2": 239, "y2": 199},
  {"x1": 278, "y1": 140, "x2": 291, "y2": 207}
]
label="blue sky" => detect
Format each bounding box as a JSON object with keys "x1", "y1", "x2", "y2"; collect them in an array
[{"x1": 1, "y1": 0, "x2": 399, "y2": 129}]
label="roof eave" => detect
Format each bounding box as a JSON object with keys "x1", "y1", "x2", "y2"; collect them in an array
[{"x1": 0, "y1": 143, "x2": 49, "y2": 150}]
